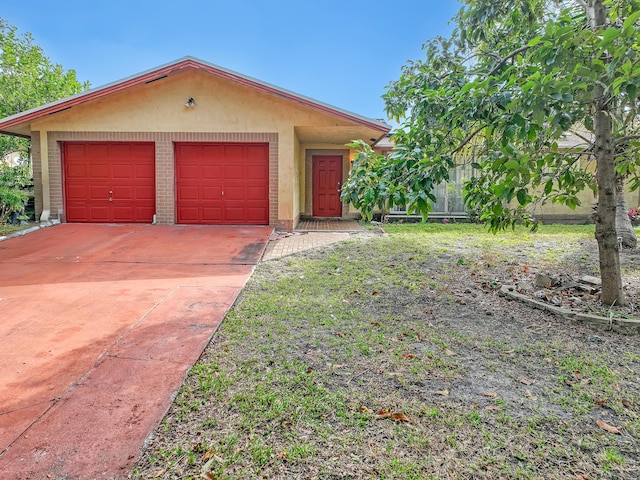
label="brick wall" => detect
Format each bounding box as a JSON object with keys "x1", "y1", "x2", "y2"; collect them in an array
[{"x1": 45, "y1": 131, "x2": 278, "y2": 225}]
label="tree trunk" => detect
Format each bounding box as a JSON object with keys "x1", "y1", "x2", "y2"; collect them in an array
[
  {"x1": 590, "y1": 0, "x2": 626, "y2": 306},
  {"x1": 616, "y1": 175, "x2": 638, "y2": 249}
]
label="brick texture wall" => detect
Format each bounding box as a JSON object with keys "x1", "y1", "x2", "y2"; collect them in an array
[{"x1": 44, "y1": 132, "x2": 278, "y2": 225}]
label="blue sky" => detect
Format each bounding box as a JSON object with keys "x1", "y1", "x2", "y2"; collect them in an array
[{"x1": 3, "y1": 1, "x2": 461, "y2": 120}]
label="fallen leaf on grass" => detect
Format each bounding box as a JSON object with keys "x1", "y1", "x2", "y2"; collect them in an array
[
  {"x1": 202, "y1": 450, "x2": 216, "y2": 462},
  {"x1": 390, "y1": 412, "x2": 411, "y2": 423},
  {"x1": 484, "y1": 391, "x2": 498, "y2": 397},
  {"x1": 519, "y1": 378, "x2": 534, "y2": 385},
  {"x1": 372, "y1": 291, "x2": 379, "y2": 296},
  {"x1": 201, "y1": 473, "x2": 218, "y2": 480},
  {"x1": 596, "y1": 419, "x2": 621, "y2": 434},
  {"x1": 435, "y1": 389, "x2": 449, "y2": 396},
  {"x1": 403, "y1": 353, "x2": 417, "y2": 359},
  {"x1": 375, "y1": 408, "x2": 411, "y2": 423},
  {"x1": 154, "y1": 471, "x2": 164, "y2": 478},
  {"x1": 359, "y1": 406, "x2": 374, "y2": 414},
  {"x1": 501, "y1": 349, "x2": 515, "y2": 355},
  {"x1": 371, "y1": 321, "x2": 381, "y2": 327},
  {"x1": 444, "y1": 349, "x2": 456, "y2": 357},
  {"x1": 277, "y1": 452, "x2": 287, "y2": 459},
  {"x1": 485, "y1": 406, "x2": 501, "y2": 411},
  {"x1": 595, "y1": 399, "x2": 608, "y2": 407},
  {"x1": 376, "y1": 408, "x2": 392, "y2": 419},
  {"x1": 525, "y1": 389, "x2": 534, "y2": 398},
  {"x1": 622, "y1": 399, "x2": 632, "y2": 408}
]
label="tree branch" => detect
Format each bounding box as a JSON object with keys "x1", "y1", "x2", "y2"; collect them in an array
[
  {"x1": 487, "y1": 46, "x2": 530, "y2": 77},
  {"x1": 614, "y1": 135, "x2": 640, "y2": 146},
  {"x1": 452, "y1": 124, "x2": 489, "y2": 155}
]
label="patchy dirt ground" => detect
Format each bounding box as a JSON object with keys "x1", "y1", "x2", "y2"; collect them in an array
[{"x1": 132, "y1": 225, "x2": 639, "y2": 480}]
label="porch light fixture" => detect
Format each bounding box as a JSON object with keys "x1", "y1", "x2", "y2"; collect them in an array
[{"x1": 184, "y1": 97, "x2": 196, "y2": 108}]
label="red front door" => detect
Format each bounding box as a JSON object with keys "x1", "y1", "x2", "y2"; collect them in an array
[{"x1": 312, "y1": 155, "x2": 342, "y2": 217}]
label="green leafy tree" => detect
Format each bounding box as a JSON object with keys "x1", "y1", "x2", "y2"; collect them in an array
[
  {"x1": 343, "y1": 0, "x2": 640, "y2": 305},
  {"x1": 0, "y1": 17, "x2": 89, "y2": 160},
  {"x1": 0, "y1": 18, "x2": 88, "y2": 222}
]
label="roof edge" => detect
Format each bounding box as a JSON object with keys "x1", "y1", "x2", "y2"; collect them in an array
[{"x1": 0, "y1": 56, "x2": 391, "y2": 134}]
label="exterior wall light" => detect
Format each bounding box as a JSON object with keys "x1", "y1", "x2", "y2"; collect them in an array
[{"x1": 184, "y1": 97, "x2": 196, "y2": 108}]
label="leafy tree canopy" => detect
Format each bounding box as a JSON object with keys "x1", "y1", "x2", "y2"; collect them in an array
[
  {"x1": 0, "y1": 18, "x2": 89, "y2": 160},
  {"x1": 343, "y1": 0, "x2": 640, "y2": 305}
]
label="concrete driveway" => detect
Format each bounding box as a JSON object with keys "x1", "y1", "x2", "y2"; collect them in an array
[{"x1": 0, "y1": 224, "x2": 272, "y2": 479}]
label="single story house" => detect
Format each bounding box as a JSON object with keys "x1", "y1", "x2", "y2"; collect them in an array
[{"x1": 0, "y1": 56, "x2": 391, "y2": 230}]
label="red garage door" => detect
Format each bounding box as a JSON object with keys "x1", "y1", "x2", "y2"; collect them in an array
[
  {"x1": 64, "y1": 142, "x2": 155, "y2": 223},
  {"x1": 175, "y1": 143, "x2": 269, "y2": 225}
]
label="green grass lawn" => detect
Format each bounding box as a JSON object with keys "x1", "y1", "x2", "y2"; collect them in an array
[
  {"x1": 0, "y1": 223, "x2": 33, "y2": 237},
  {"x1": 133, "y1": 224, "x2": 640, "y2": 480}
]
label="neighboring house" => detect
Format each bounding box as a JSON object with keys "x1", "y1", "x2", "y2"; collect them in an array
[
  {"x1": 0, "y1": 56, "x2": 390, "y2": 229},
  {"x1": 379, "y1": 132, "x2": 639, "y2": 223}
]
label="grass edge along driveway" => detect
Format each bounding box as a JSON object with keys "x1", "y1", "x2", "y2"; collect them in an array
[{"x1": 133, "y1": 224, "x2": 640, "y2": 480}]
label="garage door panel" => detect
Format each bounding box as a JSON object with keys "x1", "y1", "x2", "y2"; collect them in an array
[
  {"x1": 223, "y1": 186, "x2": 245, "y2": 200},
  {"x1": 224, "y1": 165, "x2": 244, "y2": 179},
  {"x1": 247, "y1": 207, "x2": 268, "y2": 222},
  {"x1": 178, "y1": 165, "x2": 199, "y2": 179},
  {"x1": 135, "y1": 164, "x2": 155, "y2": 179},
  {"x1": 89, "y1": 186, "x2": 109, "y2": 200},
  {"x1": 177, "y1": 186, "x2": 199, "y2": 201},
  {"x1": 112, "y1": 186, "x2": 133, "y2": 200},
  {"x1": 247, "y1": 186, "x2": 268, "y2": 200},
  {"x1": 88, "y1": 206, "x2": 110, "y2": 221},
  {"x1": 66, "y1": 185, "x2": 87, "y2": 200},
  {"x1": 113, "y1": 206, "x2": 134, "y2": 221},
  {"x1": 202, "y1": 186, "x2": 221, "y2": 200},
  {"x1": 202, "y1": 207, "x2": 223, "y2": 222},
  {"x1": 202, "y1": 165, "x2": 222, "y2": 179},
  {"x1": 64, "y1": 142, "x2": 155, "y2": 223},
  {"x1": 89, "y1": 164, "x2": 110, "y2": 179},
  {"x1": 135, "y1": 186, "x2": 156, "y2": 200},
  {"x1": 66, "y1": 164, "x2": 87, "y2": 178},
  {"x1": 175, "y1": 143, "x2": 268, "y2": 225},
  {"x1": 136, "y1": 206, "x2": 156, "y2": 220},
  {"x1": 177, "y1": 206, "x2": 199, "y2": 222},
  {"x1": 246, "y1": 165, "x2": 268, "y2": 179},
  {"x1": 112, "y1": 164, "x2": 133, "y2": 179}
]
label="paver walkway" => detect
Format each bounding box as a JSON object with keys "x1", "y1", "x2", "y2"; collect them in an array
[{"x1": 262, "y1": 219, "x2": 363, "y2": 260}]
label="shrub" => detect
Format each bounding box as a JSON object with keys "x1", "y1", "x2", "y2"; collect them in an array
[{"x1": 0, "y1": 163, "x2": 31, "y2": 224}]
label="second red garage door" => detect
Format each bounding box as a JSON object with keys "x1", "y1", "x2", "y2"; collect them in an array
[{"x1": 175, "y1": 143, "x2": 269, "y2": 225}]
